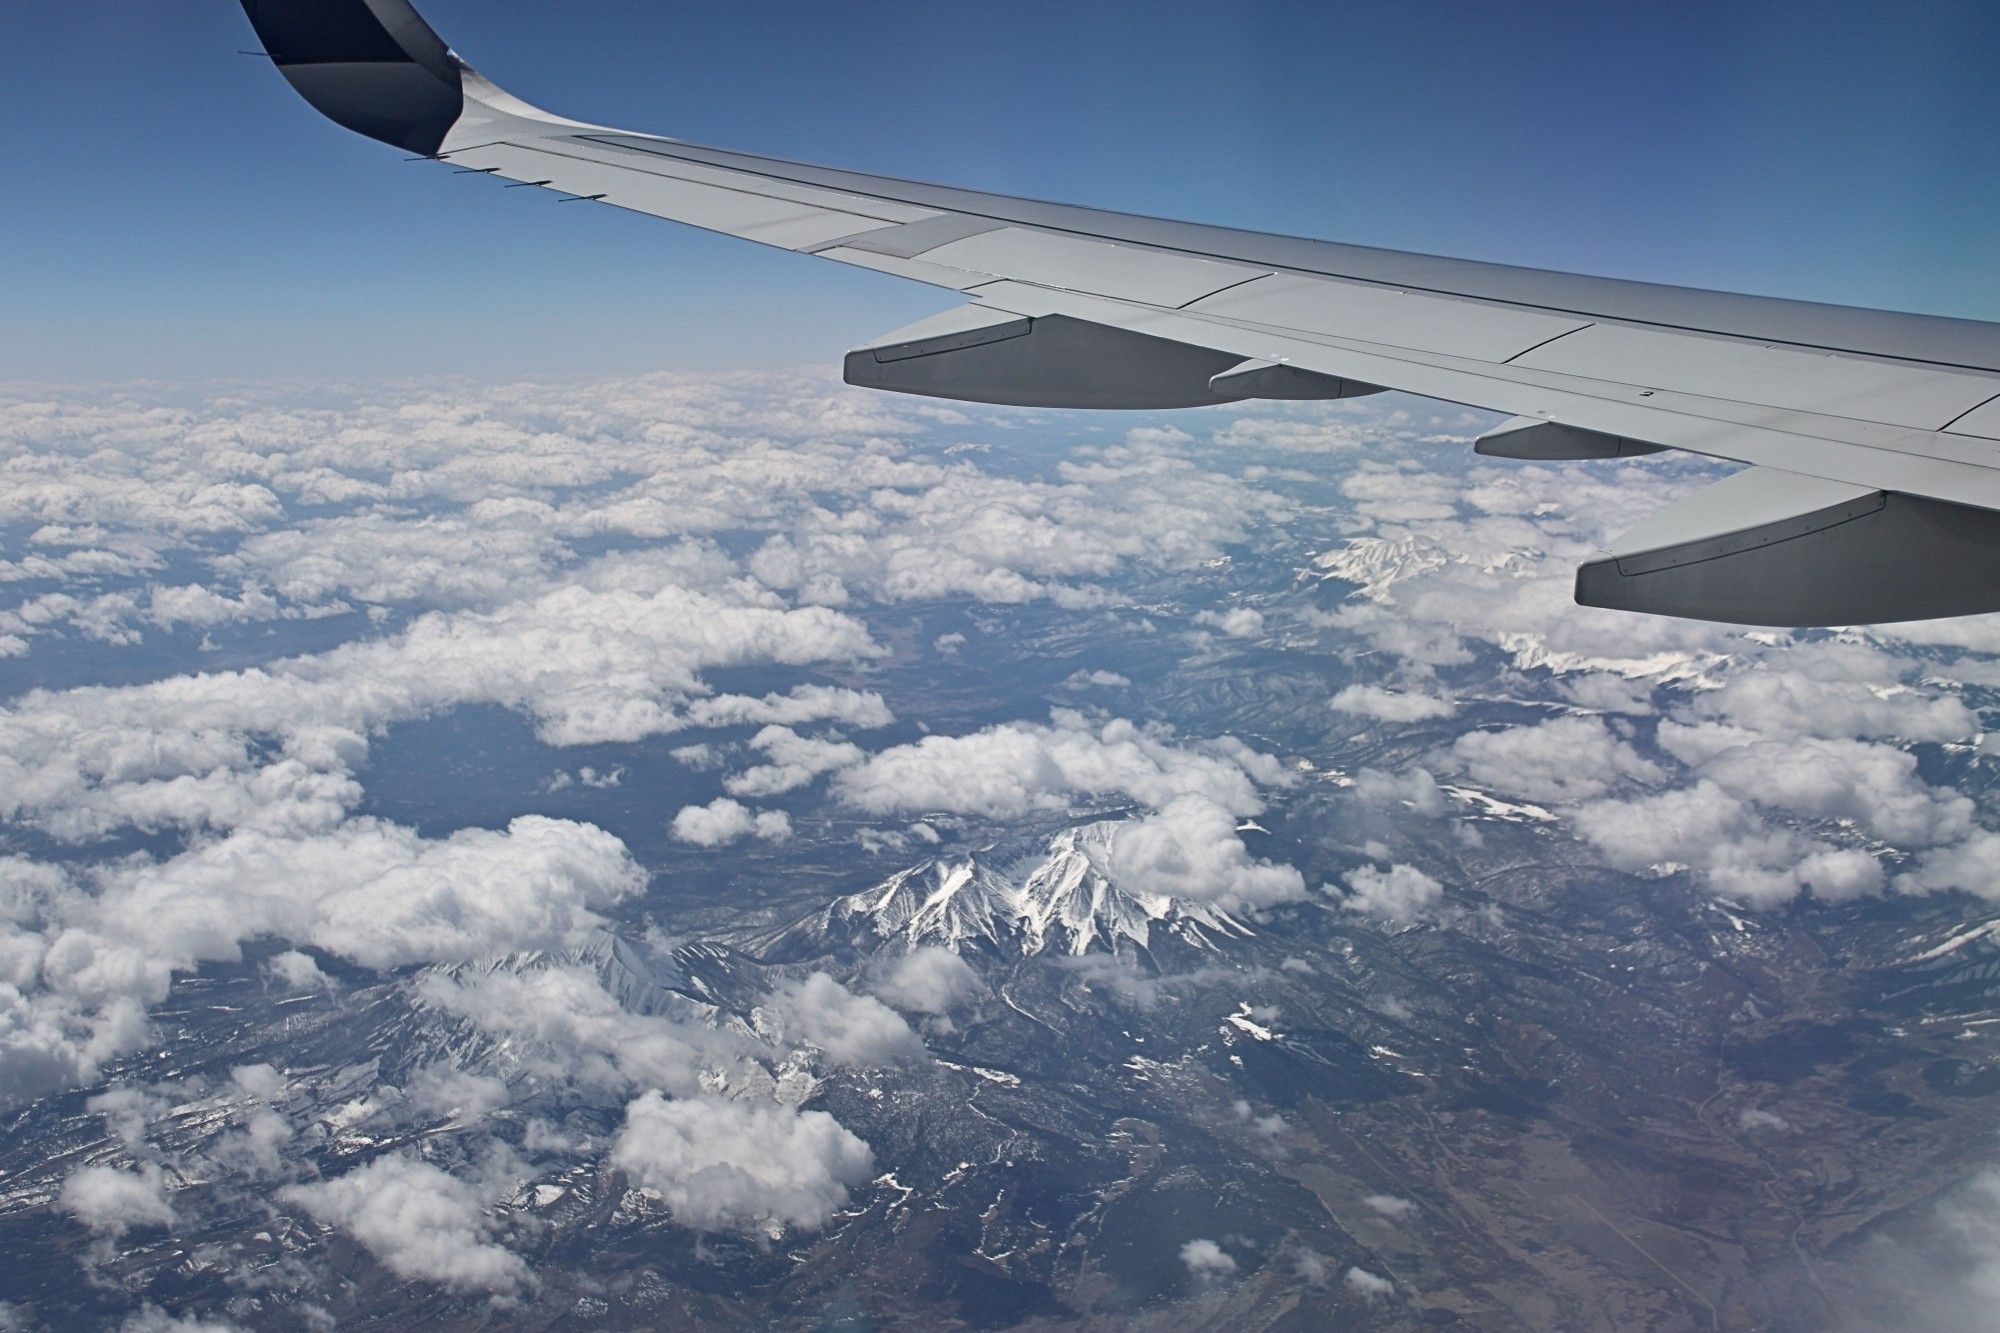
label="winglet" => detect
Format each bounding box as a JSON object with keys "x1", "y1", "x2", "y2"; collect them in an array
[{"x1": 239, "y1": 0, "x2": 467, "y2": 155}]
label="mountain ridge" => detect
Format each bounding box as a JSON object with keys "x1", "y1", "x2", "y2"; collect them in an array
[{"x1": 779, "y1": 821, "x2": 1256, "y2": 960}]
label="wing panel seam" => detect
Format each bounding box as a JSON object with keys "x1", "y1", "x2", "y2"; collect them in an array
[
  {"x1": 1502, "y1": 325, "x2": 1595, "y2": 365},
  {"x1": 1941, "y1": 391, "x2": 2000, "y2": 434},
  {"x1": 964, "y1": 281, "x2": 2000, "y2": 509}
]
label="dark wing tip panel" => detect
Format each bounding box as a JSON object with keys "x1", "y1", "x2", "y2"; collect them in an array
[{"x1": 240, "y1": 0, "x2": 465, "y2": 156}]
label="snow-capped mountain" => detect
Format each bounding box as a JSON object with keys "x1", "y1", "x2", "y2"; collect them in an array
[
  {"x1": 832, "y1": 858, "x2": 1022, "y2": 951},
  {"x1": 1303, "y1": 534, "x2": 1451, "y2": 600},
  {"x1": 1308, "y1": 535, "x2": 1728, "y2": 682},
  {"x1": 806, "y1": 821, "x2": 1254, "y2": 958}
]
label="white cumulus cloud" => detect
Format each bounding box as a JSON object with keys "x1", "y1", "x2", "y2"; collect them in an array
[
  {"x1": 61, "y1": 1163, "x2": 176, "y2": 1238},
  {"x1": 1332, "y1": 684, "x2": 1457, "y2": 722},
  {"x1": 1343, "y1": 864, "x2": 1444, "y2": 924},
  {"x1": 1180, "y1": 1237, "x2": 1238, "y2": 1280},
  {"x1": 765, "y1": 973, "x2": 925, "y2": 1067},
  {"x1": 871, "y1": 948, "x2": 981, "y2": 1015},
  {"x1": 281, "y1": 1155, "x2": 527, "y2": 1294},
  {"x1": 671, "y1": 798, "x2": 792, "y2": 847},
  {"x1": 612, "y1": 1091, "x2": 874, "y2": 1237}
]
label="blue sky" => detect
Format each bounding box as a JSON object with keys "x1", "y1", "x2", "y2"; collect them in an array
[{"x1": 4, "y1": 0, "x2": 1998, "y2": 380}]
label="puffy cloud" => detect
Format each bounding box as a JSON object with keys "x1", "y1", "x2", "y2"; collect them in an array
[
  {"x1": 1900, "y1": 830, "x2": 2000, "y2": 901},
  {"x1": 724, "y1": 726, "x2": 865, "y2": 798},
  {"x1": 765, "y1": 973, "x2": 925, "y2": 1067},
  {"x1": 1557, "y1": 673, "x2": 1657, "y2": 715},
  {"x1": 612, "y1": 1091, "x2": 874, "y2": 1237},
  {"x1": 415, "y1": 966, "x2": 753, "y2": 1099},
  {"x1": 834, "y1": 716, "x2": 1298, "y2": 913},
  {"x1": 221, "y1": 511, "x2": 566, "y2": 609},
  {"x1": 212, "y1": 1105, "x2": 294, "y2": 1178},
  {"x1": 1365, "y1": 1193, "x2": 1417, "y2": 1219},
  {"x1": 745, "y1": 441, "x2": 1288, "y2": 609},
  {"x1": 671, "y1": 798, "x2": 792, "y2": 847},
  {"x1": 1343, "y1": 864, "x2": 1443, "y2": 924},
  {"x1": 1833, "y1": 1163, "x2": 2000, "y2": 1332},
  {"x1": 101, "y1": 816, "x2": 642, "y2": 973},
  {"x1": 1348, "y1": 767, "x2": 1447, "y2": 818},
  {"x1": 1341, "y1": 464, "x2": 1461, "y2": 522},
  {"x1": 120, "y1": 1308, "x2": 246, "y2": 1333},
  {"x1": 1738, "y1": 1108, "x2": 1792, "y2": 1133},
  {"x1": 1331, "y1": 684, "x2": 1456, "y2": 723},
  {"x1": 265, "y1": 950, "x2": 335, "y2": 993},
  {"x1": 871, "y1": 948, "x2": 980, "y2": 1015},
  {"x1": 230, "y1": 1063, "x2": 286, "y2": 1100},
  {"x1": 0, "y1": 574, "x2": 883, "y2": 842},
  {"x1": 1684, "y1": 647, "x2": 1977, "y2": 743},
  {"x1": 1213, "y1": 411, "x2": 1385, "y2": 454},
  {"x1": 683, "y1": 686, "x2": 893, "y2": 732},
  {"x1": 1230, "y1": 1099, "x2": 1285, "y2": 1136},
  {"x1": 670, "y1": 743, "x2": 718, "y2": 769},
  {"x1": 145, "y1": 582, "x2": 281, "y2": 631},
  {"x1": 1196, "y1": 607, "x2": 1265, "y2": 638},
  {"x1": 60, "y1": 1163, "x2": 176, "y2": 1237},
  {"x1": 1667, "y1": 730, "x2": 1972, "y2": 848},
  {"x1": 834, "y1": 711, "x2": 1282, "y2": 822},
  {"x1": 1346, "y1": 1267, "x2": 1395, "y2": 1300},
  {"x1": 15, "y1": 345, "x2": 2000, "y2": 1321},
  {"x1": 1104, "y1": 797, "x2": 1306, "y2": 911},
  {"x1": 1929, "y1": 1169, "x2": 2000, "y2": 1310},
  {"x1": 1523, "y1": 641, "x2": 1993, "y2": 908},
  {"x1": 1452, "y1": 716, "x2": 1665, "y2": 805},
  {"x1": 1180, "y1": 1238, "x2": 1238, "y2": 1280},
  {"x1": 87, "y1": 1085, "x2": 171, "y2": 1153},
  {"x1": 1571, "y1": 782, "x2": 1884, "y2": 908},
  {"x1": 406, "y1": 1067, "x2": 512, "y2": 1124},
  {"x1": 281, "y1": 1155, "x2": 527, "y2": 1294},
  {"x1": 0, "y1": 818, "x2": 639, "y2": 1106}
]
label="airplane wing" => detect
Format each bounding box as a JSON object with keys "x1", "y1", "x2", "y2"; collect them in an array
[{"x1": 238, "y1": 0, "x2": 2000, "y2": 627}]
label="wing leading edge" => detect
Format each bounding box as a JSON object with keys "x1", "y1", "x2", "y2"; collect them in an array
[{"x1": 237, "y1": 0, "x2": 2000, "y2": 627}]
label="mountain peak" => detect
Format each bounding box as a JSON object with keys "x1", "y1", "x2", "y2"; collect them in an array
[
  {"x1": 1307, "y1": 534, "x2": 1451, "y2": 601},
  {"x1": 820, "y1": 821, "x2": 1253, "y2": 958}
]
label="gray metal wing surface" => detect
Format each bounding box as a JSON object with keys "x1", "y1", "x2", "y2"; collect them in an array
[{"x1": 238, "y1": 0, "x2": 2000, "y2": 627}]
